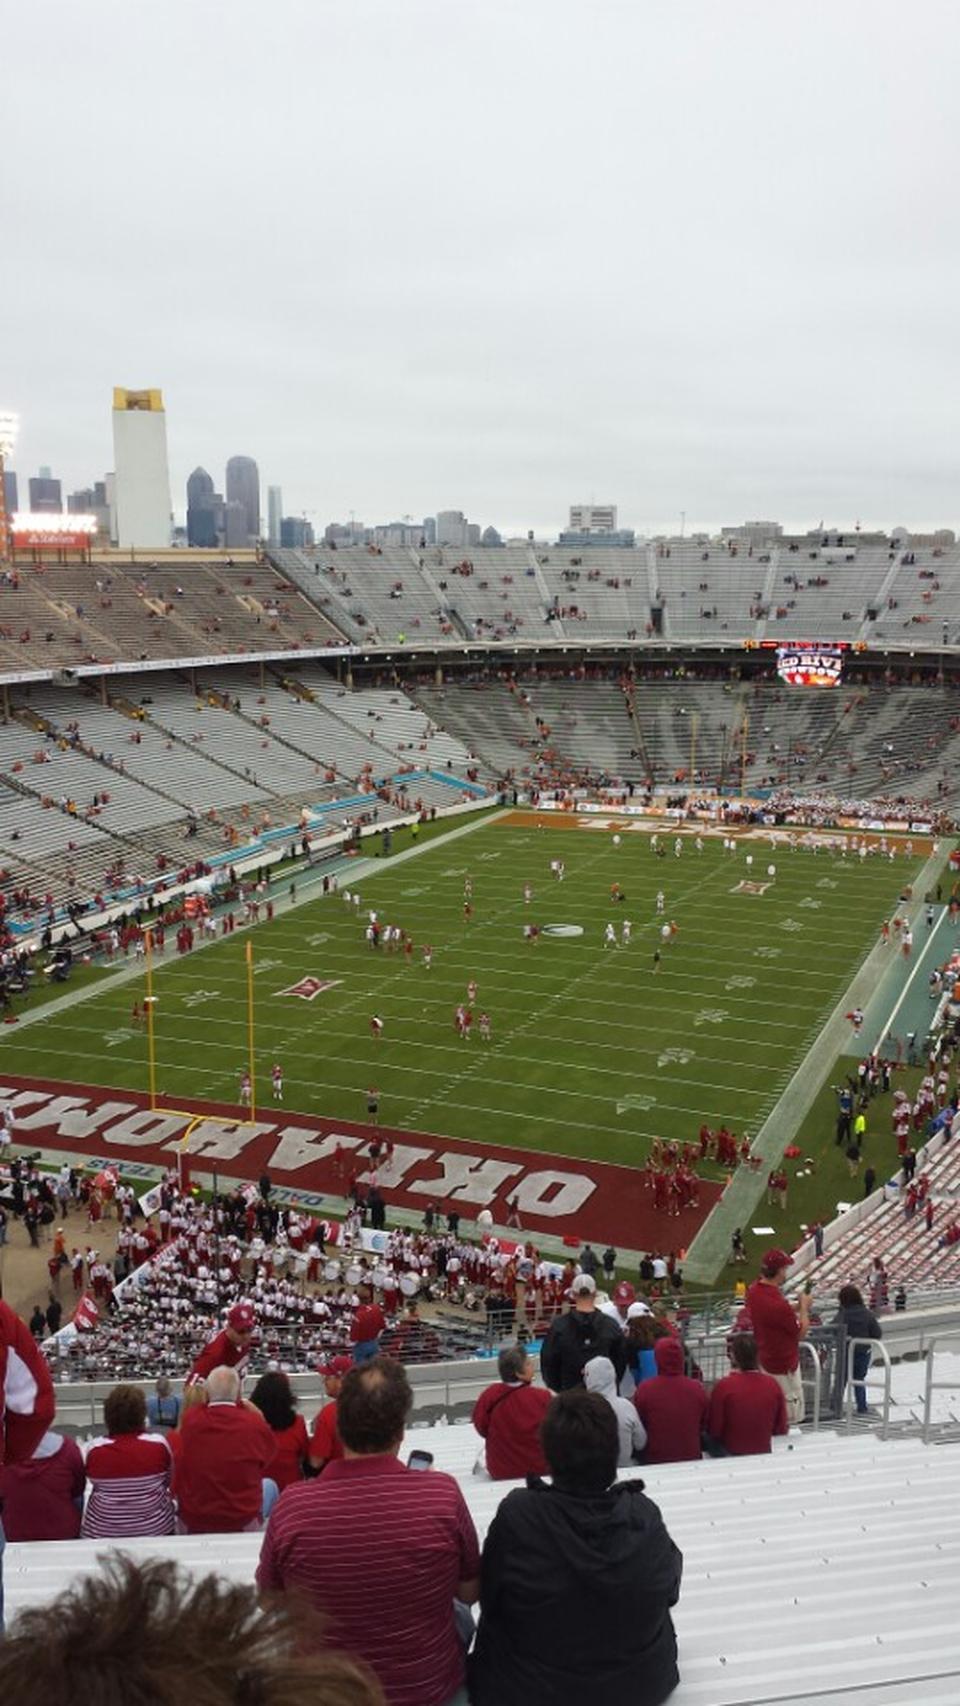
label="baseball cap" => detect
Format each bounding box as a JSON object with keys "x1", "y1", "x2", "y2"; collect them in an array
[
  {"x1": 613, "y1": 1280, "x2": 636, "y2": 1307},
  {"x1": 760, "y1": 1248, "x2": 791, "y2": 1278},
  {"x1": 227, "y1": 1302, "x2": 256, "y2": 1333},
  {"x1": 318, "y1": 1354, "x2": 352, "y2": 1377},
  {"x1": 626, "y1": 1300, "x2": 653, "y2": 1320},
  {"x1": 570, "y1": 1273, "x2": 596, "y2": 1297}
]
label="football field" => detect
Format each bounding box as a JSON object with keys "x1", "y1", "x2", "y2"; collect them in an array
[{"x1": 1, "y1": 813, "x2": 933, "y2": 1188}]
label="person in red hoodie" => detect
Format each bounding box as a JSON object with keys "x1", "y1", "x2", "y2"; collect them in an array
[
  {"x1": 1, "y1": 1299, "x2": 56, "y2": 1629},
  {"x1": 472, "y1": 1345, "x2": 552, "y2": 1479},
  {"x1": 633, "y1": 1335, "x2": 707, "y2": 1463},
  {"x1": 0, "y1": 1430, "x2": 84, "y2": 1542}
]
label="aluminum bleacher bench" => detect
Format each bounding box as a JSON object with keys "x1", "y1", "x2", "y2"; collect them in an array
[{"x1": 5, "y1": 1434, "x2": 960, "y2": 1703}]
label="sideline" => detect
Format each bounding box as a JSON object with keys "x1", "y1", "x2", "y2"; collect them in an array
[{"x1": 682, "y1": 842, "x2": 953, "y2": 1284}]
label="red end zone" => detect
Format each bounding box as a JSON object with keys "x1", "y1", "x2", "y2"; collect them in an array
[{"x1": 0, "y1": 1073, "x2": 720, "y2": 1253}]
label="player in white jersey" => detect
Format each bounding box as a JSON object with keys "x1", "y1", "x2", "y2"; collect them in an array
[
  {"x1": 239, "y1": 1072, "x2": 251, "y2": 1107},
  {"x1": 674, "y1": 837, "x2": 682, "y2": 857},
  {"x1": 656, "y1": 890, "x2": 665, "y2": 913},
  {"x1": 621, "y1": 919, "x2": 632, "y2": 945},
  {"x1": 604, "y1": 922, "x2": 617, "y2": 947},
  {"x1": 271, "y1": 1063, "x2": 283, "y2": 1101}
]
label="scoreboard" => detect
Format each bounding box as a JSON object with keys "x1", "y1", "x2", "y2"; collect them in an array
[
  {"x1": 775, "y1": 642, "x2": 847, "y2": 688},
  {"x1": 743, "y1": 638, "x2": 852, "y2": 687}
]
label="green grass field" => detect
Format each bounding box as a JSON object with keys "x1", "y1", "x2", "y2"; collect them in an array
[{"x1": 1, "y1": 816, "x2": 935, "y2": 1239}]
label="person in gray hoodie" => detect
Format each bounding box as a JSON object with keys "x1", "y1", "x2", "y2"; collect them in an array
[{"x1": 583, "y1": 1354, "x2": 647, "y2": 1466}]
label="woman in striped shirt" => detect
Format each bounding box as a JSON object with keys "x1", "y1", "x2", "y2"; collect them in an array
[{"x1": 82, "y1": 1385, "x2": 175, "y2": 1538}]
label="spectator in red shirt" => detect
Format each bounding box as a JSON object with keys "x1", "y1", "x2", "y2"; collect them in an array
[
  {"x1": 1, "y1": 1298, "x2": 56, "y2": 1629},
  {"x1": 746, "y1": 1248, "x2": 812, "y2": 1425},
  {"x1": 472, "y1": 1346, "x2": 552, "y2": 1480},
  {"x1": 705, "y1": 1334, "x2": 789, "y2": 1456},
  {"x1": 258, "y1": 1356, "x2": 480, "y2": 1706},
  {"x1": 308, "y1": 1356, "x2": 352, "y2": 1473},
  {"x1": 188, "y1": 1300, "x2": 256, "y2": 1385},
  {"x1": 250, "y1": 1371, "x2": 308, "y2": 1489},
  {"x1": 350, "y1": 1285, "x2": 387, "y2": 1364},
  {"x1": 0, "y1": 1429, "x2": 84, "y2": 1541},
  {"x1": 633, "y1": 1336, "x2": 707, "y2": 1463},
  {"x1": 175, "y1": 1366, "x2": 276, "y2": 1533},
  {"x1": 83, "y1": 1384, "x2": 175, "y2": 1537}
]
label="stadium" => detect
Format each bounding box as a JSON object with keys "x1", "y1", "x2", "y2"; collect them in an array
[
  {"x1": 5, "y1": 1, "x2": 960, "y2": 1700},
  {"x1": 3, "y1": 525, "x2": 960, "y2": 1695}
]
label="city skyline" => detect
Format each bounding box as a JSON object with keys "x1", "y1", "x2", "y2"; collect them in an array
[{"x1": 5, "y1": 1, "x2": 960, "y2": 538}]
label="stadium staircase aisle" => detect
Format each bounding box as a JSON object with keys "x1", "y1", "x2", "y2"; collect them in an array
[{"x1": 5, "y1": 1431, "x2": 960, "y2": 1701}]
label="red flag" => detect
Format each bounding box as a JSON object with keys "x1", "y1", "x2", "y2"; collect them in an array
[{"x1": 72, "y1": 1292, "x2": 100, "y2": 1333}]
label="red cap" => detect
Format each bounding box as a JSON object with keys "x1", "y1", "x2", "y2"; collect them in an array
[
  {"x1": 227, "y1": 1302, "x2": 256, "y2": 1333},
  {"x1": 613, "y1": 1280, "x2": 636, "y2": 1307},
  {"x1": 760, "y1": 1248, "x2": 791, "y2": 1278},
  {"x1": 318, "y1": 1354, "x2": 352, "y2": 1377}
]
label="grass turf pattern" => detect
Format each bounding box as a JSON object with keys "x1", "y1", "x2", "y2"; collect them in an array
[{"x1": 1, "y1": 822, "x2": 927, "y2": 1211}]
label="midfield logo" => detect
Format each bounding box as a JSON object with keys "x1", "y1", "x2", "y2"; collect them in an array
[{"x1": 278, "y1": 977, "x2": 343, "y2": 1001}]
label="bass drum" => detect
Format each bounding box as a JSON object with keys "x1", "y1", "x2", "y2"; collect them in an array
[
  {"x1": 323, "y1": 1259, "x2": 341, "y2": 1282},
  {"x1": 399, "y1": 1271, "x2": 420, "y2": 1297},
  {"x1": 345, "y1": 1263, "x2": 362, "y2": 1287}
]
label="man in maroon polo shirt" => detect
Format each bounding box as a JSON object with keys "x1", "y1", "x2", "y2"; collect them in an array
[
  {"x1": 188, "y1": 1300, "x2": 256, "y2": 1386},
  {"x1": 746, "y1": 1248, "x2": 811, "y2": 1425},
  {"x1": 472, "y1": 1345, "x2": 552, "y2": 1480},
  {"x1": 706, "y1": 1333, "x2": 789, "y2": 1455},
  {"x1": 259, "y1": 1356, "x2": 480, "y2": 1706},
  {"x1": 175, "y1": 1365, "x2": 275, "y2": 1532}
]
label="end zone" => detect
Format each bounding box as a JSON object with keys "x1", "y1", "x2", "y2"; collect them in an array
[{"x1": 0, "y1": 1073, "x2": 720, "y2": 1251}]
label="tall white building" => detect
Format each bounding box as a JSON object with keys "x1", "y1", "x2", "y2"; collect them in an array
[
  {"x1": 437, "y1": 508, "x2": 467, "y2": 547},
  {"x1": 111, "y1": 388, "x2": 173, "y2": 548},
  {"x1": 569, "y1": 503, "x2": 617, "y2": 533},
  {"x1": 267, "y1": 485, "x2": 283, "y2": 547}
]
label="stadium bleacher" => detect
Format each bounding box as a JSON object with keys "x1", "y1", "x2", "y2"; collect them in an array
[{"x1": 5, "y1": 1430, "x2": 960, "y2": 1701}]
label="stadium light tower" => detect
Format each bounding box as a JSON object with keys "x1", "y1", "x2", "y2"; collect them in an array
[{"x1": 0, "y1": 410, "x2": 19, "y2": 562}]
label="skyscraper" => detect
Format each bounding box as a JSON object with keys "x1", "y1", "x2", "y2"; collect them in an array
[
  {"x1": 436, "y1": 509, "x2": 467, "y2": 547},
  {"x1": 112, "y1": 388, "x2": 173, "y2": 548},
  {"x1": 223, "y1": 500, "x2": 249, "y2": 549},
  {"x1": 28, "y1": 466, "x2": 62, "y2": 512},
  {"x1": 226, "y1": 455, "x2": 260, "y2": 543},
  {"x1": 186, "y1": 466, "x2": 222, "y2": 548},
  {"x1": 267, "y1": 485, "x2": 283, "y2": 547},
  {"x1": 3, "y1": 470, "x2": 17, "y2": 514}
]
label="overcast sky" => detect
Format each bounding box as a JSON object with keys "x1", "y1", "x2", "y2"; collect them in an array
[{"x1": 4, "y1": 0, "x2": 959, "y2": 536}]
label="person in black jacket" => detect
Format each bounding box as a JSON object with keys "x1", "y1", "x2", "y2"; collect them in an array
[
  {"x1": 834, "y1": 1284, "x2": 882, "y2": 1415},
  {"x1": 540, "y1": 1274, "x2": 627, "y2": 1391},
  {"x1": 470, "y1": 1389, "x2": 681, "y2": 1706}
]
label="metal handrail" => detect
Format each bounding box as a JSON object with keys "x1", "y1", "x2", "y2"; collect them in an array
[
  {"x1": 842, "y1": 1337, "x2": 892, "y2": 1437},
  {"x1": 922, "y1": 1334, "x2": 960, "y2": 1442},
  {"x1": 799, "y1": 1337, "x2": 823, "y2": 1430}
]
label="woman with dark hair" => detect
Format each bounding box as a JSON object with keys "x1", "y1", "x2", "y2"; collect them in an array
[
  {"x1": 834, "y1": 1284, "x2": 883, "y2": 1415},
  {"x1": 82, "y1": 1384, "x2": 175, "y2": 1537},
  {"x1": 471, "y1": 1390, "x2": 682, "y2": 1705},
  {"x1": 250, "y1": 1370, "x2": 308, "y2": 1488}
]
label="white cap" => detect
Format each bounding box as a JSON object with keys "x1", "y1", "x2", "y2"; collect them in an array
[{"x1": 570, "y1": 1273, "x2": 596, "y2": 1297}]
